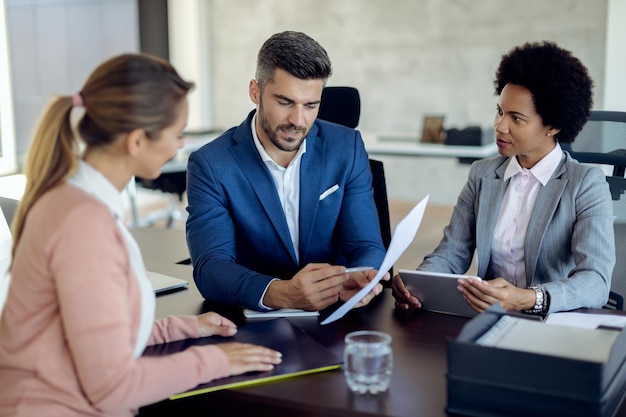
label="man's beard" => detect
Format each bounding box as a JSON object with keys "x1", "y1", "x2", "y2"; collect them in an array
[{"x1": 258, "y1": 104, "x2": 307, "y2": 152}]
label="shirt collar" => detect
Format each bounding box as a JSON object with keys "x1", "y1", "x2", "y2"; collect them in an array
[
  {"x1": 503, "y1": 143, "x2": 563, "y2": 185},
  {"x1": 68, "y1": 160, "x2": 125, "y2": 221},
  {"x1": 251, "y1": 113, "x2": 306, "y2": 167}
]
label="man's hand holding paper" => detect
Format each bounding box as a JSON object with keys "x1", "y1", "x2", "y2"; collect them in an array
[
  {"x1": 264, "y1": 265, "x2": 388, "y2": 312},
  {"x1": 321, "y1": 195, "x2": 430, "y2": 325},
  {"x1": 341, "y1": 268, "x2": 390, "y2": 308}
]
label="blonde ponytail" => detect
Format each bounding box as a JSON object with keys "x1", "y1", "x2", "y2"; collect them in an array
[
  {"x1": 11, "y1": 53, "x2": 193, "y2": 261},
  {"x1": 11, "y1": 96, "x2": 78, "y2": 258}
]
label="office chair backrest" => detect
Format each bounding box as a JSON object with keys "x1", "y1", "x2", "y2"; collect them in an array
[
  {"x1": 564, "y1": 111, "x2": 626, "y2": 155},
  {"x1": 370, "y1": 159, "x2": 393, "y2": 279},
  {"x1": 318, "y1": 86, "x2": 361, "y2": 129},
  {"x1": 565, "y1": 111, "x2": 626, "y2": 229},
  {"x1": 316, "y1": 85, "x2": 389, "y2": 244},
  {"x1": 316, "y1": 86, "x2": 392, "y2": 276},
  {"x1": 369, "y1": 159, "x2": 392, "y2": 251},
  {"x1": 564, "y1": 110, "x2": 626, "y2": 310},
  {"x1": 563, "y1": 111, "x2": 626, "y2": 204}
]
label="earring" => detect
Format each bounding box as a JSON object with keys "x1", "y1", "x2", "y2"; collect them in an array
[{"x1": 547, "y1": 133, "x2": 551, "y2": 136}]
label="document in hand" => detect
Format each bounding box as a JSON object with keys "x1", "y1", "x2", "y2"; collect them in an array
[
  {"x1": 321, "y1": 195, "x2": 429, "y2": 325},
  {"x1": 143, "y1": 318, "x2": 342, "y2": 399}
]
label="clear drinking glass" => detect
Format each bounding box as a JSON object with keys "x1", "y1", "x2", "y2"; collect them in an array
[{"x1": 344, "y1": 330, "x2": 393, "y2": 394}]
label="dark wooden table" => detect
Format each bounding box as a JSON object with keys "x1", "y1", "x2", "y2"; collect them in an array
[{"x1": 139, "y1": 265, "x2": 626, "y2": 417}]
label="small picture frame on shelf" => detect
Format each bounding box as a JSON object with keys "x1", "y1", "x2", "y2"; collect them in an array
[{"x1": 420, "y1": 115, "x2": 445, "y2": 144}]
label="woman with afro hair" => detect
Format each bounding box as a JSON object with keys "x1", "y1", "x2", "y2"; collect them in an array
[{"x1": 393, "y1": 41, "x2": 614, "y2": 315}]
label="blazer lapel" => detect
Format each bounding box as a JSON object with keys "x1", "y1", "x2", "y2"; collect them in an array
[
  {"x1": 298, "y1": 124, "x2": 322, "y2": 262},
  {"x1": 524, "y1": 162, "x2": 568, "y2": 286},
  {"x1": 230, "y1": 113, "x2": 298, "y2": 264}
]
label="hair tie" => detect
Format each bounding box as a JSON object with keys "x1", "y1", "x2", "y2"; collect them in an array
[{"x1": 72, "y1": 93, "x2": 84, "y2": 108}]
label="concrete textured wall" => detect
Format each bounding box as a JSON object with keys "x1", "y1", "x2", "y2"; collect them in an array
[{"x1": 207, "y1": 0, "x2": 608, "y2": 134}]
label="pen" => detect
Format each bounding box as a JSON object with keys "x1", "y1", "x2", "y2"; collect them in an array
[{"x1": 345, "y1": 266, "x2": 374, "y2": 273}]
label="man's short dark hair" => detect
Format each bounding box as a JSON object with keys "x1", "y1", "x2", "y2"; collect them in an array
[{"x1": 256, "y1": 31, "x2": 332, "y2": 90}]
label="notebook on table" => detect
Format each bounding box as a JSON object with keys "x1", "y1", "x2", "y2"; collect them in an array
[
  {"x1": 243, "y1": 308, "x2": 319, "y2": 318},
  {"x1": 398, "y1": 269, "x2": 481, "y2": 317},
  {"x1": 143, "y1": 318, "x2": 342, "y2": 399},
  {"x1": 146, "y1": 270, "x2": 189, "y2": 294}
]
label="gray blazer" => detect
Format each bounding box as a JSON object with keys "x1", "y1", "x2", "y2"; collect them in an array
[{"x1": 420, "y1": 152, "x2": 615, "y2": 312}]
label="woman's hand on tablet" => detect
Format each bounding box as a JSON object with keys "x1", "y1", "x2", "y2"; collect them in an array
[
  {"x1": 457, "y1": 277, "x2": 536, "y2": 312},
  {"x1": 391, "y1": 274, "x2": 422, "y2": 310}
]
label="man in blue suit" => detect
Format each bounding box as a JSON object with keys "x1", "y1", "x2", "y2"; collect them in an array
[{"x1": 186, "y1": 31, "x2": 387, "y2": 311}]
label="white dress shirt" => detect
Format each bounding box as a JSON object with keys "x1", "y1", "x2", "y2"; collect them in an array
[
  {"x1": 251, "y1": 114, "x2": 306, "y2": 262},
  {"x1": 491, "y1": 144, "x2": 564, "y2": 287},
  {"x1": 251, "y1": 114, "x2": 307, "y2": 309}
]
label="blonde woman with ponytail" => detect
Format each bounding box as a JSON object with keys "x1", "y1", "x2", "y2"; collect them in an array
[{"x1": 0, "y1": 54, "x2": 281, "y2": 417}]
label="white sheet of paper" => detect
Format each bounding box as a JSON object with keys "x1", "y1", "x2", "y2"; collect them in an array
[
  {"x1": 545, "y1": 312, "x2": 626, "y2": 329},
  {"x1": 321, "y1": 195, "x2": 429, "y2": 325}
]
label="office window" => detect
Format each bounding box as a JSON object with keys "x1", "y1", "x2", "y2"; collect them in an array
[
  {"x1": 5, "y1": 0, "x2": 139, "y2": 164},
  {"x1": 0, "y1": 0, "x2": 16, "y2": 175}
]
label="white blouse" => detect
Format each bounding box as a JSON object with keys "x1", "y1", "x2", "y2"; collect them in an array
[{"x1": 491, "y1": 144, "x2": 563, "y2": 287}]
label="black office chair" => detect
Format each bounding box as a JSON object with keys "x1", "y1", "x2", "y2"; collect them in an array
[
  {"x1": 134, "y1": 172, "x2": 187, "y2": 228},
  {"x1": 133, "y1": 129, "x2": 224, "y2": 228},
  {"x1": 317, "y1": 86, "x2": 393, "y2": 277},
  {"x1": 562, "y1": 111, "x2": 626, "y2": 201},
  {"x1": 368, "y1": 159, "x2": 392, "y2": 252},
  {"x1": 318, "y1": 86, "x2": 361, "y2": 129},
  {"x1": 604, "y1": 293, "x2": 624, "y2": 311},
  {"x1": 563, "y1": 110, "x2": 626, "y2": 310}
]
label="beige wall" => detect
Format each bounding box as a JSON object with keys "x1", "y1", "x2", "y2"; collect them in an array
[
  {"x1": 6, "y1": 0, "x2": 611, "y2": 161},
  {"x1": 199, "y1": 0, "x2": 607, "y2": 134},
  {"x1": 4, "y1": 0, "x2": 614, "y2": 204},
  {"x1": 164, "y1": 0, "x2": 610, "y2": 205}
]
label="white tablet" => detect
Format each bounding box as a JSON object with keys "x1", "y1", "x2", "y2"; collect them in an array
[{"x1": 398, "y1": 269, "x2": 481, "y2": 317}]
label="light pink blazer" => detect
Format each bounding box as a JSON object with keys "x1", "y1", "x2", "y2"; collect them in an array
[{"x1": 0, "y1": 184, "x2": 229, "y2": 417}]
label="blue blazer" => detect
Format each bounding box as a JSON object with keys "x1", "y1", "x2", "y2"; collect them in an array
[
  {"x1": 186, "y1": 111, "x2": 386, "y2": 309},
  {"x1": 420, "y1": 152, "x2": 615, "y2": 312}
]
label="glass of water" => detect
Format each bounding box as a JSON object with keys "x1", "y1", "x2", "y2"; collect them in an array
[{"x1": 344, "y1": 330, "x2": 393, "y2": 394}]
